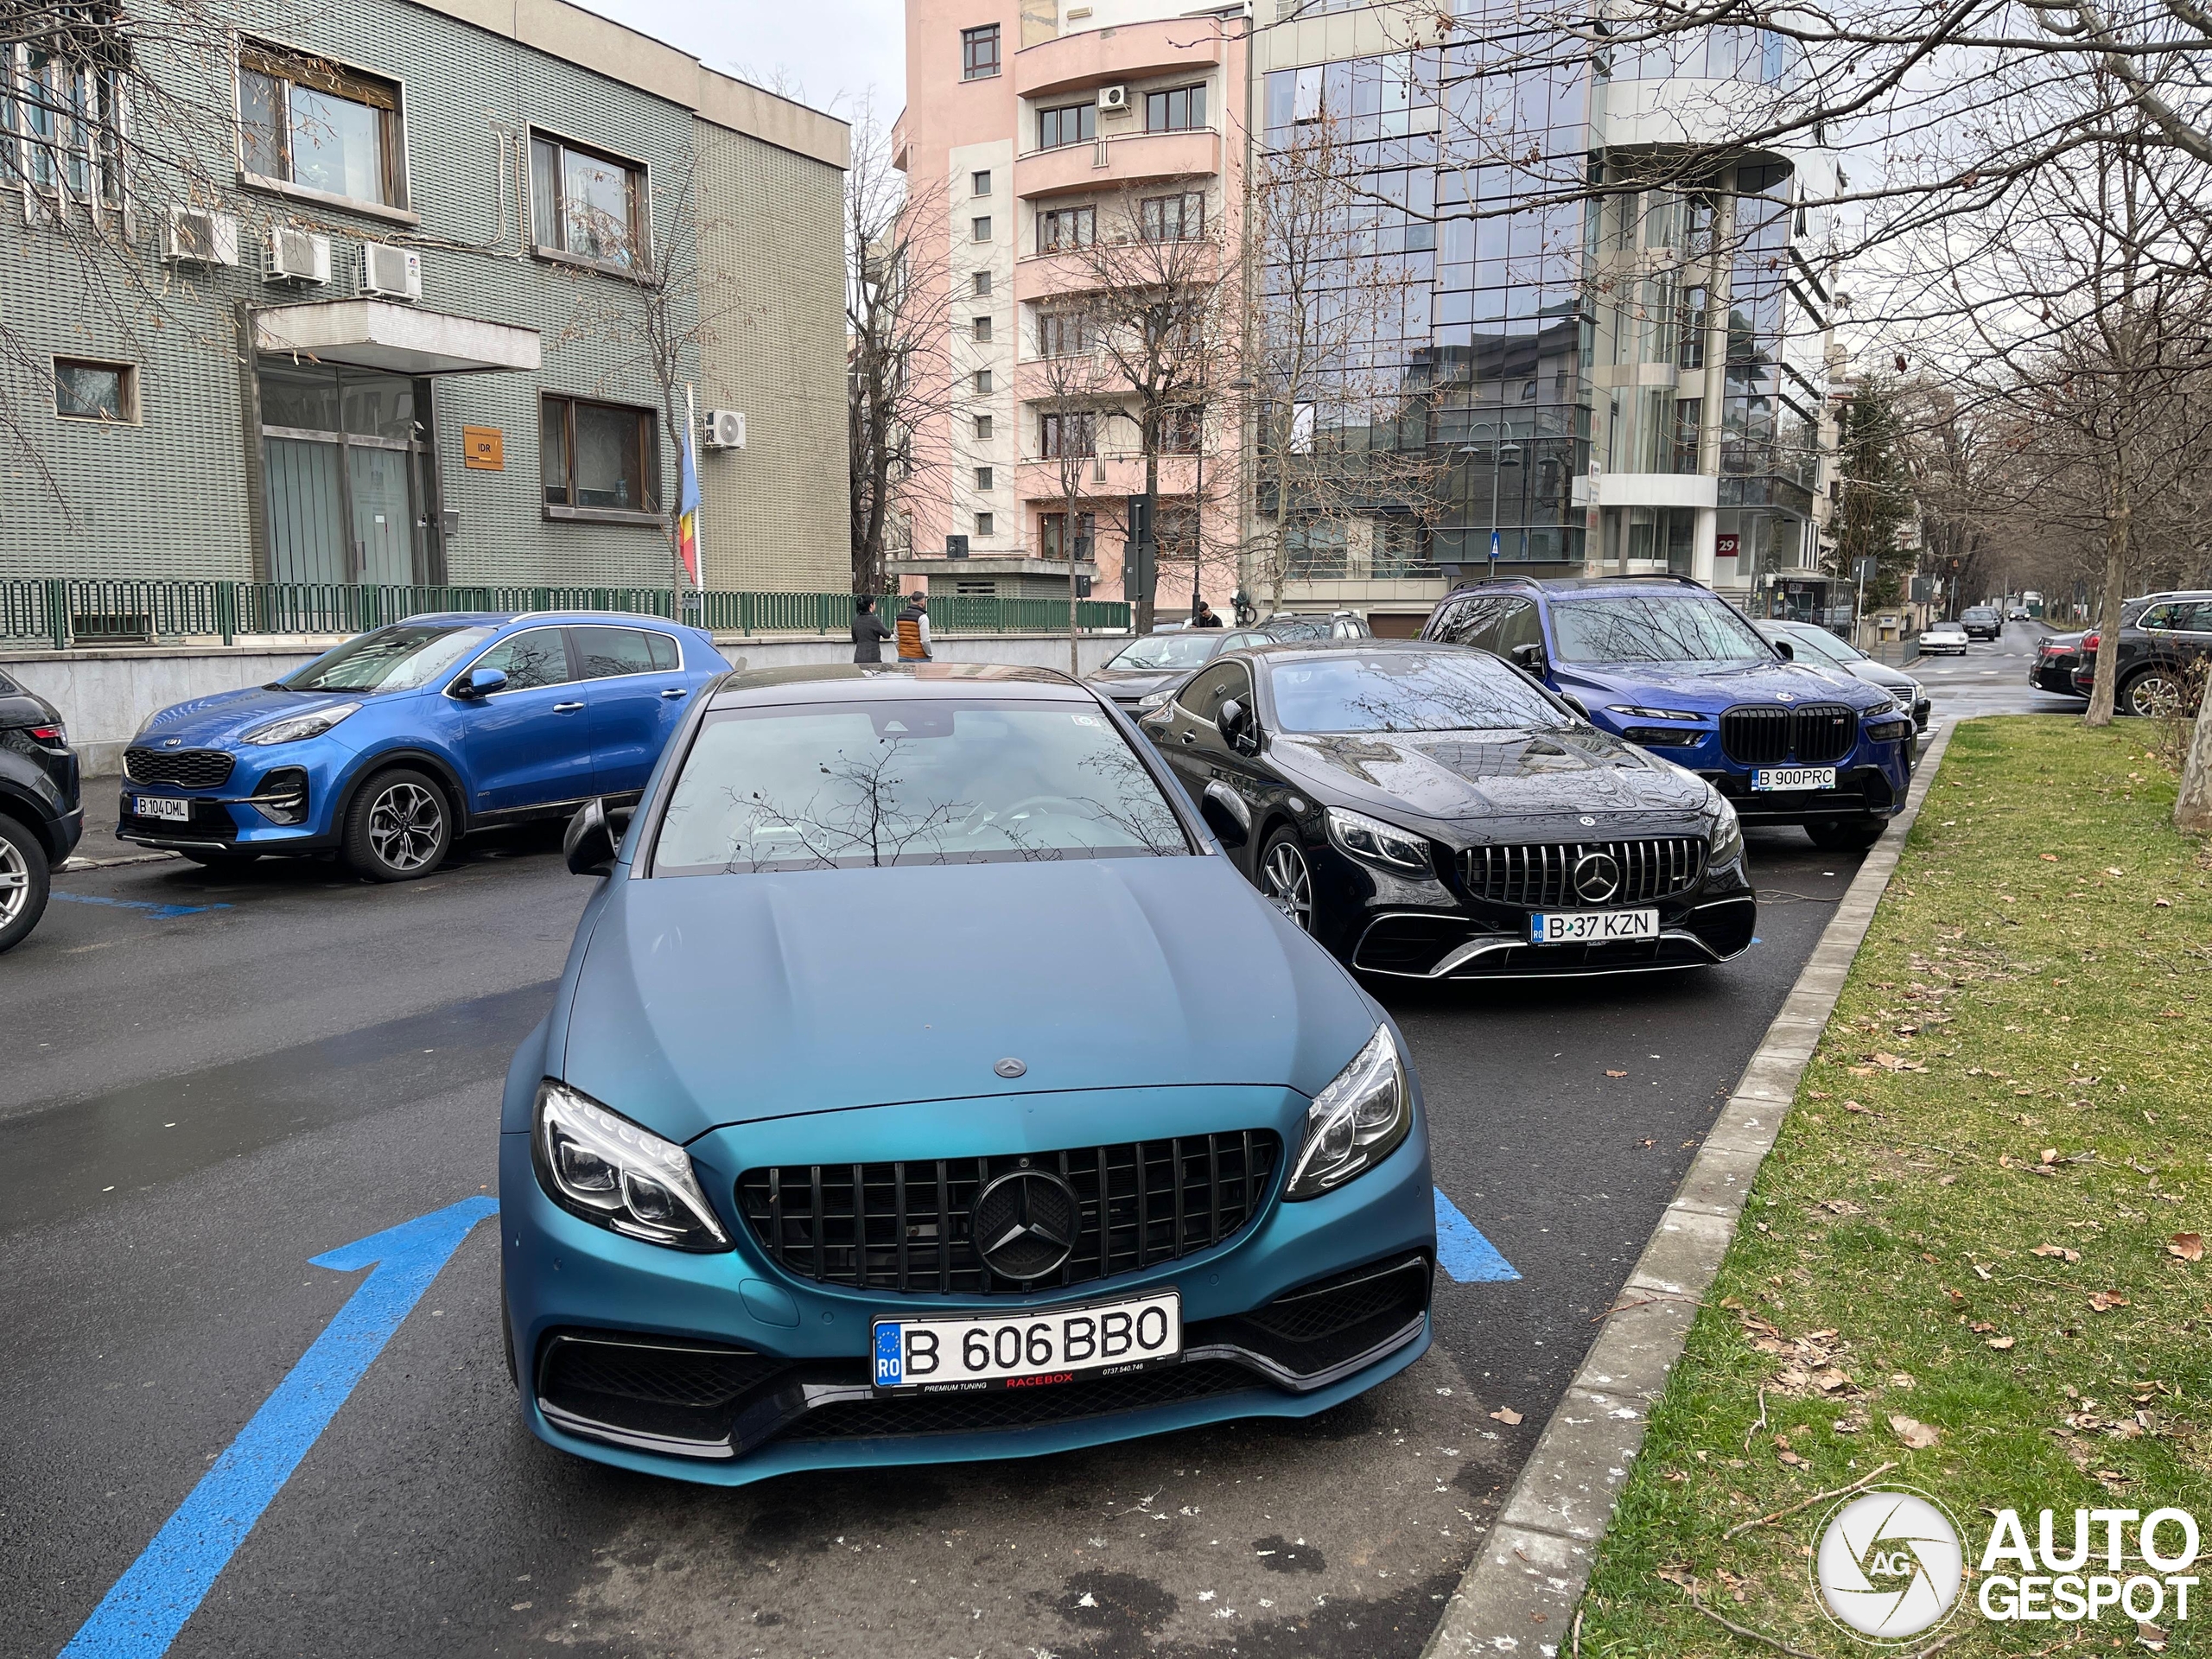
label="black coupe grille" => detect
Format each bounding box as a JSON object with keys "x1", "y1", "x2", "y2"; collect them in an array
[
  {"x1": 1459, "y1": 838, "x2": 1704, "y2": 909},
  {"x1": 737, "y1": 1133, "x2": 1281, "y2": 1297},
  {"x1": 1718, "y1": 704, "x2": 1857, "y2": 766},
  {"x1": 124, "y1": 747, "x2": 234, "y2": 789}
]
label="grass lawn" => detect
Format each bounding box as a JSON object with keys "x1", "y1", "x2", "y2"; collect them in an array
[{"x1": 1578, "y1": 717, "x2": 2212, "y2": 1656}]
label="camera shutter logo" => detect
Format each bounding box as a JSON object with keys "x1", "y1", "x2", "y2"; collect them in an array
[{"x1": 1813, "y1": 1487, "x2": 1964, "y2": 1643}]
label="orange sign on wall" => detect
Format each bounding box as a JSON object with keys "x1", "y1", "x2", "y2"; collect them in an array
[{"x1": 462, "y1": 426, "x2": 505, "y2": 470}]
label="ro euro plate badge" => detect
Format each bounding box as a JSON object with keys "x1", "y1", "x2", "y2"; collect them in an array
[
  {"x1": 871, "y1": 1290, "x2": 1182, "y2": 1394},
  {"x1": 1751, "y1": 766, "x2": 1838, "y2": 791}
]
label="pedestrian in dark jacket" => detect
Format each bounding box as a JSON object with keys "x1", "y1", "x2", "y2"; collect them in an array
[
  {"x1": 852, "y1": 596, "x2": 893, "y2": 664},
  {"x1": 896, "y1": 594, "x2": 933, "y2": 662}
]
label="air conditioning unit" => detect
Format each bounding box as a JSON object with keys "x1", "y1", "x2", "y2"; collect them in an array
[
  {"x1": 360, "y1": 241, "x2": 423, "y2": 301},
  {"x1": 1096, "y1": 84, "x2": 1128, "y2": 111},
  {"x1": 164, "y1": 207, "x2": 239, "y2": 267},
  {"x1": 702, "y1": 409, "x2": 747, "y2": 450},
  {"x1": 264, "y1": 226, "x2": 332, "y2": 285}
]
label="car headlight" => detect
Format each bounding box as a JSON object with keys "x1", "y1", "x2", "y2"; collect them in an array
[
  {"x1": 1708, "y1": 793, "x2": 1743, "y2": 865},
  {"x1": 1286, "y1": 1026, "x2": 1412, "y2": 1200},
  {"x1": 1136, "y1": 690, "x2": 1173, "y2": 714},
  {"x1": 1865, "y1": 716, "x2": 1915, "y2": 742},
  {"x1": 241, "y1": 702, "x2": 361, "y2": 746},
  {"x1": 1326, "y1": 805, "x2": 1432, "y2": 873},
  {"x1": 531, "y1": 1079, "x2": 731, "y2": 1251},
  {"x1": 1607, "y1": 704, "x2": 1707, "y2": 724}
]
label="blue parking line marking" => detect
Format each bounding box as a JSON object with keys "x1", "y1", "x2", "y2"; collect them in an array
[
  {"x1": 60, "y1": 1197, "x2": 495, "y2": 1659},
  {"x1": 1433, "y1": 1187, "x2": 1521, "y2": 1283},
  {"x1": 51, "y1": 892, "x2": 232, "y2": 920}
]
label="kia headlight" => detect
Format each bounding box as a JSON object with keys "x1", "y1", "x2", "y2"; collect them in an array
[
  {"x1": 531, "y1": 1079, "x2": 731, "y2": 1251},
  {"x1": 242, "y1": 702, "x2": 361, "y2": 746},
  {"x1": 1709, "y1": 792, "x2": 1744, "y2": 866},
  {"x1": 1326, "y1": 806, "x2": 1432, "y2": 874},
  {"x1": 1286, "y1": 1026, "x2": 1412, "y2": 1199}
]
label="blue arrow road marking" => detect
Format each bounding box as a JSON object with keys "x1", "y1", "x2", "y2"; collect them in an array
[
  {"x1": 50, "y1": 892, "x2": 232, "y2": 920},
  {"x1": 1433, "y1": 1187, "x2": 1521, "y2": 1283},
  {"x1": 60, "y1": 1196, "x2": 496, "y2": 1659}
]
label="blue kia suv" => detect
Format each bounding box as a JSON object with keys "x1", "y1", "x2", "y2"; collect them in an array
[
  {"x1": 1420, "y1": 576, "x2": 1913, "y2": 849},
  {"x1": 116, "y1": 613, "x2": 728, "y2": 880}
]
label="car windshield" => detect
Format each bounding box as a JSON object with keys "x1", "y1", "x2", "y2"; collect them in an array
[
  {"x1": 1268, "y1": 652, "x2": 1573, "y2": 734},
  {"x1": 1781, "y1": 626, "x2": 1859, "y2": 664},
  {"x1": 1963, "y1": 608, "x2": 1998, "y2": 621},
  {"x1": 1107, "y1": 632, "x2": 1225, "y2": 671},
  {"x1": 282, "y1": 624, "x2": 495, "y2": 693},
  {"x1": 1551, "y1": 595, "x2": 1771, "y2": 665},
  {"x1": 653, "y1": 698, "x2": 1192, "y2": 873}
]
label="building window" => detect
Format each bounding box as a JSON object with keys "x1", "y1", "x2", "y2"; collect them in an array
[
  {"x1": 976, "y1": 465, "x2": 993, "y2": 489},
  {"x1": 53, "y1": 358, "x2": 136, "y2": 422},
  {"x1": 961, "y1": 24, "x2": 1001, "y2": 79},
  {"x1": 1037, "y1": 308, "x2": 1094, "y2": 357},
  {"x1": 972, "y1": 168, "x2": 991, "y2": 195},
  {"x1": 1144, "y1": 84, "x2": 1206, "y2": 132},
  {"x1": 1037, "y1": 205, "x2": 1096, "y2": 251},
  {"x1": 1140, "y1": 191, "x2": 1204, "y2": 241},
  {"x1": 1040, "y1": 411, "x2": 1096, "y2": 458},
  {"x1": 974, "y1": 369, "x2": 993, "y2": 394},
  {"x1": 973, "y1": 270, "x2": 993, "y2": 296},
  {"x1": 16, "y1": 51, "x2": 125, "y2": 206},
  {"x1": 973, "y1": 315, "x2": 994, "y2": 342},
  {"x1": 974, "y1": 414, "x2": 993, "y2": 440},
  {"x1": 1157, "y1": 404, "x2": 1200, "y2": 454},
  {"x1": 971, "y1": 214, "x2": 992, "y2": 241},
  {"x1": 239, "y1": 47, "x2": 402, "y2": 207},
  {"x1": 541, "y1": 394, "x2": 658, "y2": 515},
  {"x1": 1040, "y1": 511, "x2": 1094, "y2": 560},
  {"x1": 1038, "y1": 101, "x2": 1095, "y2": 149},
  {"x1": 975, "y1": 511, "x2": 995, "y2": 537},
  {"x1": 531, "y1": 134, "x2": 646, "y2": 267}
]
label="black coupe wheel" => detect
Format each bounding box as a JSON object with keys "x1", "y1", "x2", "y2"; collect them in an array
[
  {"x1": 343, "y1": 768, "x2": 452, "y2": 881},
  {"x1": 0, "y1": 813, "x2": 51, "y2": 955},
  {"x1": 1805, "y1": 817, "x2": 1885, "y2": 852},
  {"x1": 1258, "y1": 828, "x2": 1316, "y2": 932}
]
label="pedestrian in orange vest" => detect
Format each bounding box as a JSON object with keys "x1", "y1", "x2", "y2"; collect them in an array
[{"x1": 895, "y1": 593, "x2": 933, "y2": 662}]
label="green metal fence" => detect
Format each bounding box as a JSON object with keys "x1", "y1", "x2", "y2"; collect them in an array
[{"x1": 0, "y1": 579, "x2": 1130, "y2": 649}]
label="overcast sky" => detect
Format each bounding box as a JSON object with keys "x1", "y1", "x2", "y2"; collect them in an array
[{"x1": 583, "y1": 0, "x2": 906, "y2": 126}]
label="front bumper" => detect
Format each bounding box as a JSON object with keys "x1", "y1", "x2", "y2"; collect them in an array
[
  {"x1": 499, "y1": 1096, "x2": 1435, "y2": 1486},
  {"x1": 113, "y1": 750, "x2": 344, "y2": 854}
]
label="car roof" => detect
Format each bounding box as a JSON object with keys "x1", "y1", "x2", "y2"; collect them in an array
[
  {"x1": 394, "y1": 610, "x2": 702, "y2": 629},
  {"x1": 1439, "y1": 575, "x2": 1717, "y2": 602},
  {"x1": 1230, "y1": 638, "x2": 1476, "y2": 663},
  {"x1": 705, "y1": 661, "x2": 1089, "y2": 708}
]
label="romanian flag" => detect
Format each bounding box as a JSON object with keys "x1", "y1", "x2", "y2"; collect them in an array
[{"x1": 677, "y1": 418, "x2": 702, "y2": 588}]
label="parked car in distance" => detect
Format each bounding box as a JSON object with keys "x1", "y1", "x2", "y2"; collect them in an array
[
  {"x1": 1141, "y1": 641, "x2": 1755, "y2": 978},
  {"x1": 2031, "y1": 630, "x2": 2091, "y2": 697},
  {"x1": 1959, "y1": 605, "x2": 2004, "y2": 640},
  {"x1": 117, "y1": 613, "x2": 729, "y2": 881},
  {"x1": 1420, "y1": 576, "x2": 1912, "y2": 850},
  {"x1": 1087, "y1": 613, "x2": 1373, "y2": 713},
  {"x1": 505, "y1": 661, "x2": 1436, "y2": 1484},
  {"x1": 1918, "y1": 621, "x2": 1970, "y2": 656},
  {"x1": 1755, "y1": 620, "x2": 1930, "y2": 733},
  {"x1": 0, "y1": 665, "x2": 83, "y2": 954},
  {"x1": 2071, "y1": 592, "x2": 2212, "y2": 715},
  {"x1": 2007, "y1": 607, "x2": 2031, "y2": 622}
]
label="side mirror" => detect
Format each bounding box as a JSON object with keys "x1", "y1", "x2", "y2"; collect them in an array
[
  {"x1": 460, "y1": 665, "x2": 507, "y2": 698},
  {"x1": 564, "y1": 797, "x2": 619, "y2": 877},
  {"x1": 1218, "y1": 698, "x2": 1261, "y2": 755},
  {"x1": 1770, "y1": 638, "x2": 1796, "y2": 661},
  {"x1": 1510, "y1": 642, "x2": 1547, "y2": 677}
]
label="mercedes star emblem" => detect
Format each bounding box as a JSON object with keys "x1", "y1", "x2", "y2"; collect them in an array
[
  {"x1": 994, "y1": 1057, "x2": 1027, "y2": 1078},
  {"x1": 1578, "y1": 815, "x2": 1597, "y2": 827},
  {"x1": 1573, "y1": 850, "x2": 1623, "y2": 905},
  {"x1": 971, "y1": 1169, "x2": 1079, "y2": 1281}
]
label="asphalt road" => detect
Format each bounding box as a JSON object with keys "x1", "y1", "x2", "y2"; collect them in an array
[{"x1": 0, "y1": 653, "x2": 2047, "y2": 1659}]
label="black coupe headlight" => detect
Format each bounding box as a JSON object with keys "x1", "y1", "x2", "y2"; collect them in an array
[
  {"x1": 531, "y1": 1079, "x2": 731, "y2": 1251},
  {"x1": 1286, "y1": 1026, "x2": 1411, "y2": 1200},
  {"x1": 1709, "y1": 793, "x2": 1744, "y2": 865},
  {"x1": 1325, "y1": 806, "x2": 1432, "y2": 873}
]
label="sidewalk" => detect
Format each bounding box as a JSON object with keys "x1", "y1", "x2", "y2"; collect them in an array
[{"x1": 61, "y1": 785, "x2": 175, "y2": 870}]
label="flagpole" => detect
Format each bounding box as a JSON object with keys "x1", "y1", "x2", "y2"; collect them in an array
[{"x1": 683, "y1": 383, "x2": 702, "y2": 617}]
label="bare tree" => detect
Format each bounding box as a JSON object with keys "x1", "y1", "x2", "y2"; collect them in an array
[{"x1": 1027, "y1": 306, "x2": 1114, "y2": 676}]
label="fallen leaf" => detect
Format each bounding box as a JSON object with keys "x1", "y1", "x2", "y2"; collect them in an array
[
  {"x1": 2169, "y1": 1234, "x2": 2204, "y2": 1262},
  {"x1": 2105, "y1": 867, "x2": 2125, "y2": 876},
  {"x1": 1889, "y1": 1414, "x2": 1941, "y2": 1449},
  {"x1": 1973, "y1": 1264, "x2": 1993, "y2": 1281},
  {"x1": 2041, "y1": 1147, "x2": 2059, "y2": 1165},
  {"x1": 2155, "y1": 899, "x2": 2172, "y2": 909},
  {"x1": 2088, "y1": 1291, "x2": 2130, "y2": 1312},
  {"x1": 1970, "y1": 1320, "x2": 1996, "y2": 1333},
  {"x1": 1815, "y1": 1369, "x2": 1852, "y2": 1393},
  {"x1": 1986, "y1": 1335, "x2": 2017, "y2": 1351},
  {"x1": 1491, "y1": 1407, "x2": 1522, "y2": 1425},
  {"x1": 2039, "y1": 852, "x2": 2060, "y2": 861},
  {"x1": 1946, "y1": 1287, "x2": 1966, "y2": 1306},
  {"x1": 1939, "y1": 1174, "x2": 1957, "y2": 1186},
  {"x1": 1605, "y1": 1069, "x2": 1627, "y2": 1077},
  {"x1": 2031, "y1": 1243, "x2": 2082, "y2": 1263},
  {"x1": 2139, "y1": 1617, "x2": 2169, "y2": 1651}
]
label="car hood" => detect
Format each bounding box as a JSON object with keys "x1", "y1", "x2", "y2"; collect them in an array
[
  {"x1": 557, "y1": 855, "x2": 1377, "y2": 1143},
  {"x1": 1556, "y1": 658, "x2": 1886, "y2": 712},
  {"x1": 134, "y1": 683, "x2": 388, "y2": 748},
  {"x1": 1847, "y1": 661, "x2": 1918, "y2": 694},
  {"x1": 1269, "y1": 724, "x2": 1713, "y2": 824}
]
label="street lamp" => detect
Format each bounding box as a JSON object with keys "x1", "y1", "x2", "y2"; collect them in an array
[{"x1": 1457, "y1": 429, "x2": 1523, "y2": 578}]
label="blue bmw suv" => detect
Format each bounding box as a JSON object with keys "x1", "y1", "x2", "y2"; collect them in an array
[
  {"x1": 1420, "y1": 576, "x2": 1913, "y2": 849},
  {"x1": 116, "y1": 613, "x2": 728, "y2": 880}
]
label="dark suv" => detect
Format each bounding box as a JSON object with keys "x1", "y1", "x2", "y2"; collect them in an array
[
  {"x1": 0, "y1": 665, "x2": 84, "y2": 952},
  {"x1": 2072, "y1": 593, "x2": 2212, "y2": 715},
  {"x1": 1419, "y1": 575, "x2": 1912, "y2": 849},
  {"x1": 1960, "y1": 605, "x2": 2003, "y2": 640}
]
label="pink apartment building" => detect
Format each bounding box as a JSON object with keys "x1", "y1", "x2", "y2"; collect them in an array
[{"x1": 893, "y1": 0, "x2": 1246, "y2": 616}]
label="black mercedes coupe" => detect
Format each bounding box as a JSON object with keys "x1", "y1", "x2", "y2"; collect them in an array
[{"x1": 1138, "y1": 641, "x2": 1756, "y2": 979}]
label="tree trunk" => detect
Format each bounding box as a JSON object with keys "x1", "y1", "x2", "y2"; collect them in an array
[
  {"x1": 2083, "y1": 483, "x2": 2129, "y2": 727},
  {"x1": 2176, "y1": 668, "x2": 2212, "y2": 832},
  {"x1": 1136, "y1": 448, "x2": 1159, "y2": 636}
]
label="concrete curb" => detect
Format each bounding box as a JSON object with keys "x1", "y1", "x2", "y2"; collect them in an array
[
  {"x1": 1421, "y1": 718, "x2": 1962, "y2": 1659},
  {"x1": 60, "y1": 851, "x2": 181, "y2": 871}
]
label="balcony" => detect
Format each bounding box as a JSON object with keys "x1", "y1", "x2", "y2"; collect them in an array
[
  {"x1": 1015, "y1": 128, "x2": 1222, "y2": 200},
  {"x1": 1014, "y1": 453, "x2": 1201, "y2": 501},
  {"x1": 1015, "y1": 237, "x2": 1224, "y2": 299},
  {"x1": 1014, "y1": 19, "x2": 1225, "y2": 99}
]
